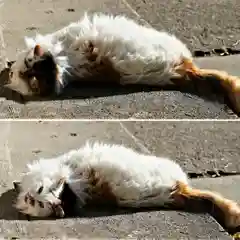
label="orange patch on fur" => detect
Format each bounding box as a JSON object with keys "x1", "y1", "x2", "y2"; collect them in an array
[
  {"x1": 86, "y1": 168, "x2": 117, "y2": 206},
  {"x1": 80, "y1": 41, "x2": 121, "y2": 83},
  {"x1": 171, "y1": 181, "x2": 240, "y2": 232},
  {"x1": 34, "y1": 45, "x2": 44, "y2": 57}
]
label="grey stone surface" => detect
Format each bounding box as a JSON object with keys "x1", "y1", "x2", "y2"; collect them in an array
[
  {"x1": 0, "y1": 91, "x2": 236, "y2": 119},
  {"x1": 0, "y1": 212, "x2": 230, "y2": 239},
  {"x1": 195, "y1": 55, "x2": 240, "y2": 77},
  {"x1": 2, "y1": 0, "x2": 137, "y2": 60},
  {"x1": 123, "y1": 121, "x2": 240, "y2": 173},
  {"x1": 0, "y1": 0, "x2": 239, "y2": 118},
  {"x1": 126, "y1": 0, "x2": 240, "y2": 52},
  {"x1": 0, "y1": 121, "x2": 234, "y2": 239},
  {"x1": 191, "y1": 176, "x2": 240, "y2": 203}
]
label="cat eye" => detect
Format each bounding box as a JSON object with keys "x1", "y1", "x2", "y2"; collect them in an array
[{"x1": 37, "y1": 186, "x2": 44, "y2": 194}]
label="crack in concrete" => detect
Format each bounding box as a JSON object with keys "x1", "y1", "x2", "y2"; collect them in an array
[
  {"x1": 121, "y1": 0, "x2": 240, "y2": 61},
  {"x1": 119, "y1": 121, "x2": 151, "y2": 154},
  {"x1": 188, "y1": 170, "x2": 240, "y2": 179},
  {"x1": 4, "y1": 121, "x2": 12, "y2": 176},
  {"x1": 194, "y1": 48, "x2": 240, "y2": 58},
  {"x1": 0, "y1": 1, "x2": 7, "y2": 72},
  {"x1": 121, "y1": 0, "x2": 150, "y2": 26}
]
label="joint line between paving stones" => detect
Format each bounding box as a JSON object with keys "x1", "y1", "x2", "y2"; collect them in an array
[
  {"x1": 120, "y1": 0, "x2": 151, "y2": 27},
  {"x1": 0, "y1": 1, "x2": 8, "y2": 113},
  {"x1": 0, "y1": 1, "x2": 7, "y2": 68},
  {"x1": 119, "y1": 122, "x2": 151, "y2": 154},
  {"x1": 1, "y1": 121, "x2": 13, "y2": 176},
  {"x1": 5, "y1": 121, "x2": 12, "y2": 174}
]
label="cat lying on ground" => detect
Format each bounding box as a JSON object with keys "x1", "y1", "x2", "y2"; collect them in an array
[
  {"x1": 5, "y1": 12, "x2": 240, "y2": 113},
  {"x1": 13, "y1": 141, "x2": 240, "y2": 234}
]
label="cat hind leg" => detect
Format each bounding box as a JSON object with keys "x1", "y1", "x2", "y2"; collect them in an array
[
  {"x1": 171, "y1": 181, "x2": 240, "y2": 234},
  {"x1": 173, "y1": 57, "x2": 240, "y2": 115}
]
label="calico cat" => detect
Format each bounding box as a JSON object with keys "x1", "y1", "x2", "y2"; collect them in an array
[
  {"x1": 13, "y1": 141, "x2": 240, "y2": 234},
  {"x1": 6, "y1": 12, "x2": 240, "y2": 113}
]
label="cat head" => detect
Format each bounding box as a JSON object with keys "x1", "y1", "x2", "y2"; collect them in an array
[
  {"x1": 6, "y1": 36, "x2": 65, "y2": 98},
  {"x1": 13, "y1": 158, "x2": 70, "y2": 218}
]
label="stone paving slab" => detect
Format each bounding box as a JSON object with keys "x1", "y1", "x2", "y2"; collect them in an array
[
  {"x1": 2, "y1": 0, "x2": 137, "y2": 60},
  {"x1": 0, "y1": 212, "x2": 230, "y2": 239},
  {"x1": 191, "y1": 175, "x2": 240, "y2": 203},
  {"x1": 126, "y1": 0, "x2": 240, "y2": 52},
  {"x1": 123, "y1": 121, "x2": 240, "y2": 173},
  {"x1": 0, "y1": 0, "x2": 238, "y2": 118},
  {"x1": 195, "y1": 55, "x2": 240, "y2": 77},
  {"x1": 0, "y1": 121, "x2": 232, "y2": 239},
  {"x1": 0, "y1": 91, "x2": 236, "y2": 119}
]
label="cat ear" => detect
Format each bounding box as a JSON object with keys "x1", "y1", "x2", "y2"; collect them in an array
[
  {"x1": 13, "y1": 181, "x2": 22, "y2": 193},
  {"x1": 24, "y1": 37, "x2": 36, "y2": 48},
  {"x1": 34, "y1": 44, "x2": 44, "y2": 57}
]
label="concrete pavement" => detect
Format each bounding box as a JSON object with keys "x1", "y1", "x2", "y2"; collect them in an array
[
  {"x1": 127, "y1": 0, "x2": 240, "y2": 52},
  {"x1": 0, "y1": 121, "x2": 239, "y2": 238},
  {"x1": 0, "y1": 0, "x2": 240, "y2": 118}
]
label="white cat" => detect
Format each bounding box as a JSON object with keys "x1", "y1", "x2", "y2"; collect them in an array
[
  {"x1": 14, "y1": 141, "x2": 240, "y2": 233},
  {"x1": 6, "y1": 12, "x2": 240, "y2": 113}
]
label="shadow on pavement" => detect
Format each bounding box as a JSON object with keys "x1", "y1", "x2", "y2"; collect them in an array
[
  {"x1": 0, "y1": 184, "x2": 205, "y2": 222},
  {"x1": 0, "y1": 189, "x2": 26, "y2": 220},
  {"x1": 0, "y1": 187, "x2": 238, "y2": 235},
  {"x1": 0, "y1": 184, "x2": 208, "y2": 222},
  {"x1": 0, "y1": 67, "x2": 234, "y2": 115}
]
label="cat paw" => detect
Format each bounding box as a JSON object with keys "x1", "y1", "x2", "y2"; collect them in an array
[
  {"x1": 170, "y1": 181, "x2": 190, "y2": 207},
  {"x1": 171, "y1": 181, "x2": 189, "y2": 194},
  {"x1": 232, "y1": 232, "x2": 240, "y2": 240},
  {"x1": 52, "y1": 203, "x2": 65, "y2": 218},
  {"x1": 228, "y1": 78, "x2": 240, "y2": 115},
  {"x1": 226, "y1": 204, "x2": 240, "y2": 230}
]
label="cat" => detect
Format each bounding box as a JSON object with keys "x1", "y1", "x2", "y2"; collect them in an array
[
  {"x1": 13, "y1": 141, "x2": 240, "y2": 234},
  {"x1": 5, "y1": 12, "x2": 240, "y2": 113}
]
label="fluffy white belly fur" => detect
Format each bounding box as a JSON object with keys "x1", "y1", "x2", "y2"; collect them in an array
[
  {"x1": 65, "y1": 142, "x2": 188, "y2": 206},
  {"x1": 13, "y1": 141, "x2": 240, "y2": 233},
  {"x1": 24, "y1": 13, "x2": 192, "y2": 88}
]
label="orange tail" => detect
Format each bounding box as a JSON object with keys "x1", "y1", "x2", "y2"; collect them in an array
[
  {"x1": 172, "y1": 181, "x2": 240, "y2": 235},
  {"x1": 174, "y1": 58, "x2": 240, "y2": 115}
]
